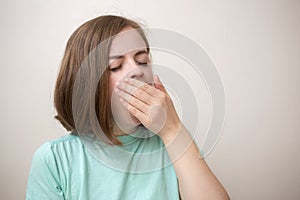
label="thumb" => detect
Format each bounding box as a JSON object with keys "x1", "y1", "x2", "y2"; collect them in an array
[{"x1": 154, "y1": 74, "x2": 167, "y2": 93}]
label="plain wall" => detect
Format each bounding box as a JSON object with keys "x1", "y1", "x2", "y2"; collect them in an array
[{"x1": 0, "y1": 0, "x2": 299, "y2": 199}]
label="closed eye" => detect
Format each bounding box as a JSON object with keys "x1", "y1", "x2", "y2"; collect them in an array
[
  {"x1": 136, "y1": 61, "x2": 148, "y2": 66},
  {"x1": 109, "y1": 62, "x2": 148, "y2": 72},
  {"x1": 110, "y1": 65, "x2": 121, "y2": 72}
]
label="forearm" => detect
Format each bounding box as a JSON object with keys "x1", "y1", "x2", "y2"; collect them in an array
[
  {"x1": 116, "y1": 76, "x2": 229, "y2": 199},
  {"x1": 160, "y1": 124, "x2": 230, "y2": 200}
]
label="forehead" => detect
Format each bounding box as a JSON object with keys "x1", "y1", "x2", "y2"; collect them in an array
[{"x1": 109, "y1": 27, "x2": 147, "y2": 56}]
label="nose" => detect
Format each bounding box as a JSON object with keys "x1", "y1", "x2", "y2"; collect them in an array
[
  {"x1": 129, "y1": 68, "x2": 143, "y2": 79},
  {"x1": 125, "y1": 60, "x2": 144, "y2": 80}
]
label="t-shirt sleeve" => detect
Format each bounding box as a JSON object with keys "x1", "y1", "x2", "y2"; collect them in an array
[{"x1": 26, "y1": 142, "x2": 65, "y2": 200}]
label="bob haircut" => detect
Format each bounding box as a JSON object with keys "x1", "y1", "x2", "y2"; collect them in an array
[{"x1": 54, "y1": 15, "x2": 150, "y2": 145}]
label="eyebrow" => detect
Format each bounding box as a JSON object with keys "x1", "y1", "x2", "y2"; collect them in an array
[{"x1": 109, "y1": 50, "x2": 148, "y2": 60}]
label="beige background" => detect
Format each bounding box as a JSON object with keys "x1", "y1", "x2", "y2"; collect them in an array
[{"x1": 1, "y1": 0, "x2": 299, "y2": 199}]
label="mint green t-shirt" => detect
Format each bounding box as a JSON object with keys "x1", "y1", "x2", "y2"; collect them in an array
[{"x1": 26, "y1": 126, "x2": 180, "y2": 199}]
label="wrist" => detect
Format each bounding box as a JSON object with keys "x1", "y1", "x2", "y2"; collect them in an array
[{"x1": 158, "y1": 122, "x2": 182, "y2": 146}]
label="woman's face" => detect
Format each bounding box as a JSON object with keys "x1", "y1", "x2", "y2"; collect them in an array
[{"x1": 108, "y1": 26, "x2": 153, "y2": 135}]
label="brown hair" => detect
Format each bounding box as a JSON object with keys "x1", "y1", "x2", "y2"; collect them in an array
[{"x1": 54, "y1": 15, "x2": 150, "y2": 145}]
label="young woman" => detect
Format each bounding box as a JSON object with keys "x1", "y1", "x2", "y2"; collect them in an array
[{"x1": 26, "y1": 15, "x2": 230, "y2": 200}]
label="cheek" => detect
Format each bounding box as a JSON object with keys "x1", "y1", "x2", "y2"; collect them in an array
[
  {"x1": 108, "y1": 74, "x2": 122, "y2": 98},
  {"x1": 144, "y1": 68, "x2": 154, "y2": 83}
]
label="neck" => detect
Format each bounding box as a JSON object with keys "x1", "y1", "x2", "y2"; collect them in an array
[{"x1": 112, "y1": 124, "x2": 139, "y2": 136}]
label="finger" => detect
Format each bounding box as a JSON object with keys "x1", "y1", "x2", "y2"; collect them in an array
[
  {"x1": 153, "y1": 74, "x2": 167, "y2": 93},
  {"x1": 116, "y1": 81, "x2": 154, "y2": 105},
  {"x1": 119, "y1": 97, "x2": 151, "y2": 126},
  {"x1": 124, "y1": 78, "x2": 164, "y2": 98},
  {"x1": 115, "y1": 88, "x2": 149, "y2": 114}
]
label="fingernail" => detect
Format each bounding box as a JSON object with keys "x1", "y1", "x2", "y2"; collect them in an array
[{"x1": 156, "y1": 74, "x2": 160, "y2": 80}]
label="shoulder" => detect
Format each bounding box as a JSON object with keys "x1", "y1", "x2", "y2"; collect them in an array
[
  {"x1": 27, "y1": 134, "x2": 80, "y2": 199},
  {"x1": 32, "y1": 133, "x2": 81, "y2": 164}
]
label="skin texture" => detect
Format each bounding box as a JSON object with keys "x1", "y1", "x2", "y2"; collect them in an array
[
  {"x1": 110, "y1": 26, "x2": 230, "y2": 199},
  {"x1": 108, "y1": 26, "x2": 153, "y2": 135}
]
